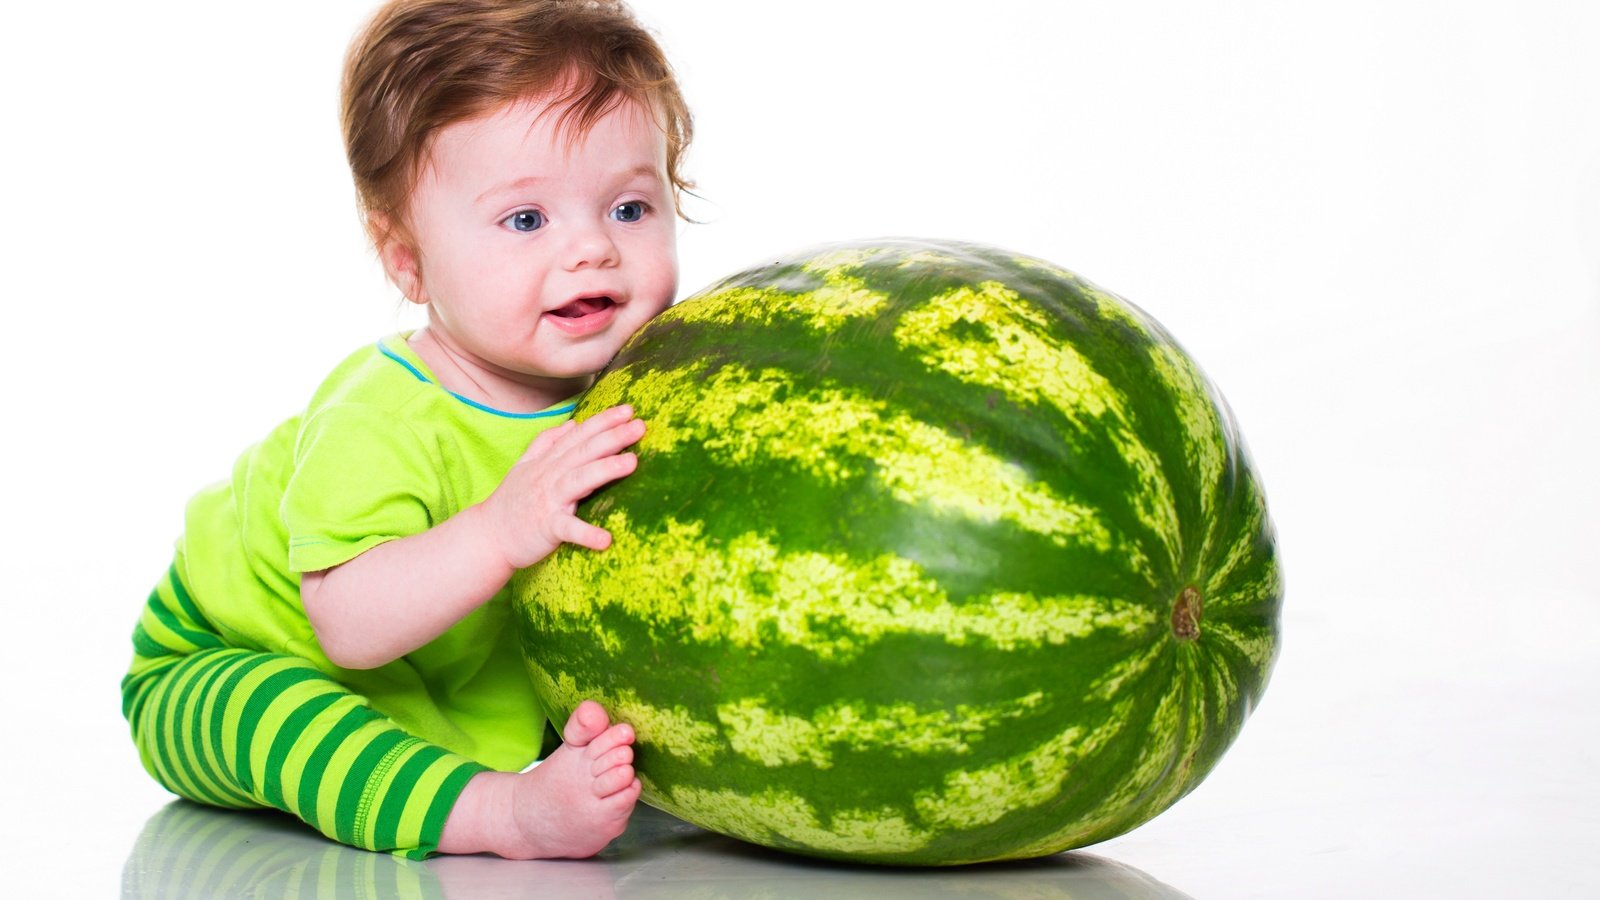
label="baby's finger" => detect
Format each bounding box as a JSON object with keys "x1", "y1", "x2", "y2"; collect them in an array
[
  {"x1": 589, "y1": 415, "x2": 648, "y2": 457},
  {"x1": 518, "y1": 420, "x2": 576, "y2": 461},
  {"x1": 565, "y1": 453, "x2": 639, "y2": 501},
  {"x1": 557, "y1": 516, "x2": 613, "y2": 551},
  {"x1": 535, "y1": 406, "x2": 639, "y2": 463},
  {"x1": 565, "y1": 405, "x2": 636, "y2": 442},
  {"x1": 567, "y1": 411, "x2": 645, "y2": 461},
  {"x1": 591, "y1": 403, "x2": 636, "y2": 425}
]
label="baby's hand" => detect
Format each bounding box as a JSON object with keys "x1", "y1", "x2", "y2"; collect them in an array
[{"x1": 481, "y1": 404, "x2": 646, "y2": 570}]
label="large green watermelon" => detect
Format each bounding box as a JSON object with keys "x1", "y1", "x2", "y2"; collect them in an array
[{"x1": 513, "y1": 238, "x2": 1281, "y2": 865}]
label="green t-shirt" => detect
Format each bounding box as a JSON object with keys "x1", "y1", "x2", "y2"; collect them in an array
[{"x1": 175, "y1": 333, "x2": 577, "y2": 771}]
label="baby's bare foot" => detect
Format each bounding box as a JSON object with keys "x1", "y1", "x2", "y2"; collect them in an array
[
  {"x1": 437, "y1": 700, "x2": 640, "y2": 859},
  {"x1": 504, "y1": 700, "x2": 641, "y2": 859},
  {"x1": 438, "y1": 695, "x2": 643, "y2": 851}
]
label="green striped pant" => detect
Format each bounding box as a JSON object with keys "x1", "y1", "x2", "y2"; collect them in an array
[{"x1": 121, "y1": 565, "x2": 488, "y2": 859}]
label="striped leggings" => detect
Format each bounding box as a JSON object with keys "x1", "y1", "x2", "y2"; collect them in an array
[{"x1": 121, "y1": 566, "x2": 488, "y2": 859}]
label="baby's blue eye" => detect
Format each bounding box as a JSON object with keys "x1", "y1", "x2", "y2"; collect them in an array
[
  {"x1": 504, "y1": 210, "x2": 545, "y2": 232},
  {"x1": 611, "y1": 201, "x2": 647, "y2": 223}
]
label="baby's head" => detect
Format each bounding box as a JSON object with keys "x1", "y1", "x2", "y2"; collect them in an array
[
  {"x1": 338, "y1": 0, "x2": 692, "y2": 400},
  {"x1": 340, "y1": 0, "x2": 693, "y2": 257}
]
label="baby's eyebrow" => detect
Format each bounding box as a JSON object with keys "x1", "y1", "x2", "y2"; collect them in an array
[
  {"x1": 474, "y1": 165, "x2": 664, "y2": 206},
  {"x1": 615, "y1": 163, "x2": 664, "y2": 183},
  {"x1": 476, "y1": 175, "x2": 547, "y2": 205}
]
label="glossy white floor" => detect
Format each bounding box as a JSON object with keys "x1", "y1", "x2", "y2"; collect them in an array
[
  {"x1": 121, "y1": 803, "x2": 1193, "y2": 898},
  {"x1": 6, "y1": 1, "x2": 1598, "y2": 896}
]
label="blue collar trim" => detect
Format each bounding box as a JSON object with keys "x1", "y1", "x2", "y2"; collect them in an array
[{"x1": 379, "y1": 343, "x2": 579, "y2": 420}]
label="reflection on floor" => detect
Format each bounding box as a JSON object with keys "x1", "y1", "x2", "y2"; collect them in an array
[{"x1": 122, "y1": 800, "x2": 1192, "y2": 899}]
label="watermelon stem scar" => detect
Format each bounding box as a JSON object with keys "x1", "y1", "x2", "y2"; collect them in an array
[{"x1": 1172, "y1": 585, "x2": 1203, "y2": 641}]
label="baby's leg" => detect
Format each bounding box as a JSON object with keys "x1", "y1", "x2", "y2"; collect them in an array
[
  {"x1": 439, "y1": 700, "x2": 641, "y2": 858},
  {"x1": 124, "y1": 567, "x2": 486, "y2": 859},
  {"x1": 124, "y1": 644, "x2": 487, "y2": 858}
]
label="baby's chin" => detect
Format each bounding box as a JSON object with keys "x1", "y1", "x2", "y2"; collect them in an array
[{"x1": 509, "y1": 355, "x2": 616, "y2": 392}]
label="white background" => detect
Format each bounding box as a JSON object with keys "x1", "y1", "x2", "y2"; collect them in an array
[{"x1": 3, "y1": 1, "x2": 1597, "y2": 896}]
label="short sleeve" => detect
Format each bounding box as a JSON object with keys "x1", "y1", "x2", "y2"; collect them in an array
[{"x1": 281, "y1": 402, "x2": 441, "y2": 574}]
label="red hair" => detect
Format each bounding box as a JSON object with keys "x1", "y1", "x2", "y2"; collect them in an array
[{"x1": 341, "y1": 0, "x2": 693, "y2": 252}]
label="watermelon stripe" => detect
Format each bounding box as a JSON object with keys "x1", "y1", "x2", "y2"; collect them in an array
[
  {"x1": 1148, "y1": 344, "x2": 1226, "y2": 520},
  {"x1": 662, "y1": 246, "x2": 918, "y2": 331},
  {"x1": 1204, "y1": 621, "x2": 1278, "y2": 676},
  {"x1": 712, "y1": 690, "x2": 1048, "y2": 766},
  {"x1": 661, "y1": 783, "x2": 933, "y2": 856},
  {"x1": 591, "y1": 361, "x2": 1128, "y2": 563},
  {"x1": 912, "y1": 701, "x2": 1131, "y2": 832},
  {"x1": 1204, "y1": 479, "x2": 1273, "y2": 601},
  {"x1": 530, "y1": 668, "x2": 722, "y2": 759},
  {"x1": 1084, "y1": 640, "x2": 1167, "y2": 703},
  {"x1": 893, "y1": 280, "x2": 1181, "y2": 576},
  {"x1": 533, "y1": 513, "x2": 1157, "y2": 661}
]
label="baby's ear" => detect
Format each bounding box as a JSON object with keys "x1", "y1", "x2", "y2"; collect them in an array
[{"x1": 369, "y1": 211, "x2": 427, "y2": 305}]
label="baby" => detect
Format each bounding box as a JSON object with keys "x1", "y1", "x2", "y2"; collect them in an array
[{"x1": 121, "y1": 0, "x2": 692, "y2": 860}]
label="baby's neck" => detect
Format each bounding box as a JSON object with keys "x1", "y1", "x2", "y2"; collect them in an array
[{"x1": 409, "y1": 328, "x2": 589, "y2": 414}]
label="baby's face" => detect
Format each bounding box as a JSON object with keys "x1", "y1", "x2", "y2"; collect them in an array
[{"x1": 403, "y1": 93, "x2": 679, "y2": 386}]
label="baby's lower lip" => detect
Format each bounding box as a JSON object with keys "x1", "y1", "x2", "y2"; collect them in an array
[{"x1": 543, "y1": 302, "x2": 618, "y2": 335}]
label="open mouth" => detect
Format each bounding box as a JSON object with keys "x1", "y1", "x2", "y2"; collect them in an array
[{"x1": 550, "y1": 296, "x2": 616, "y2": 318}]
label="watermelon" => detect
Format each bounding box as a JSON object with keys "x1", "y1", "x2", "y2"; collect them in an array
[{"x1": 512, "y1": 238, "x2": 1281, "y2": 865}]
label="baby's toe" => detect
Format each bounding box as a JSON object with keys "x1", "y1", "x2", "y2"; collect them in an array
[
  {"x1": 590, "y1": 743, "x2": 634, "y2": 777},
  {"x1": 592, "y1": 764, "x2": 637, "y2": 798},
  {"x1": 561, "y1": 700, "x2": 611, "y2": 747},
  {"x1": 583, "y1": 722, "x2": 636, "y2": 758}
]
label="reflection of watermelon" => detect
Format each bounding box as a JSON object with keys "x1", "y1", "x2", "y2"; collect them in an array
[{"x1": 513, "y1": 238, "x2": 1282, "y2": 865}]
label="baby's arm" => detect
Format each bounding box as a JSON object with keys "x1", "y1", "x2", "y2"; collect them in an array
[{"x1": 302, "y1": 404, "x2": 645, "y2": 669}]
